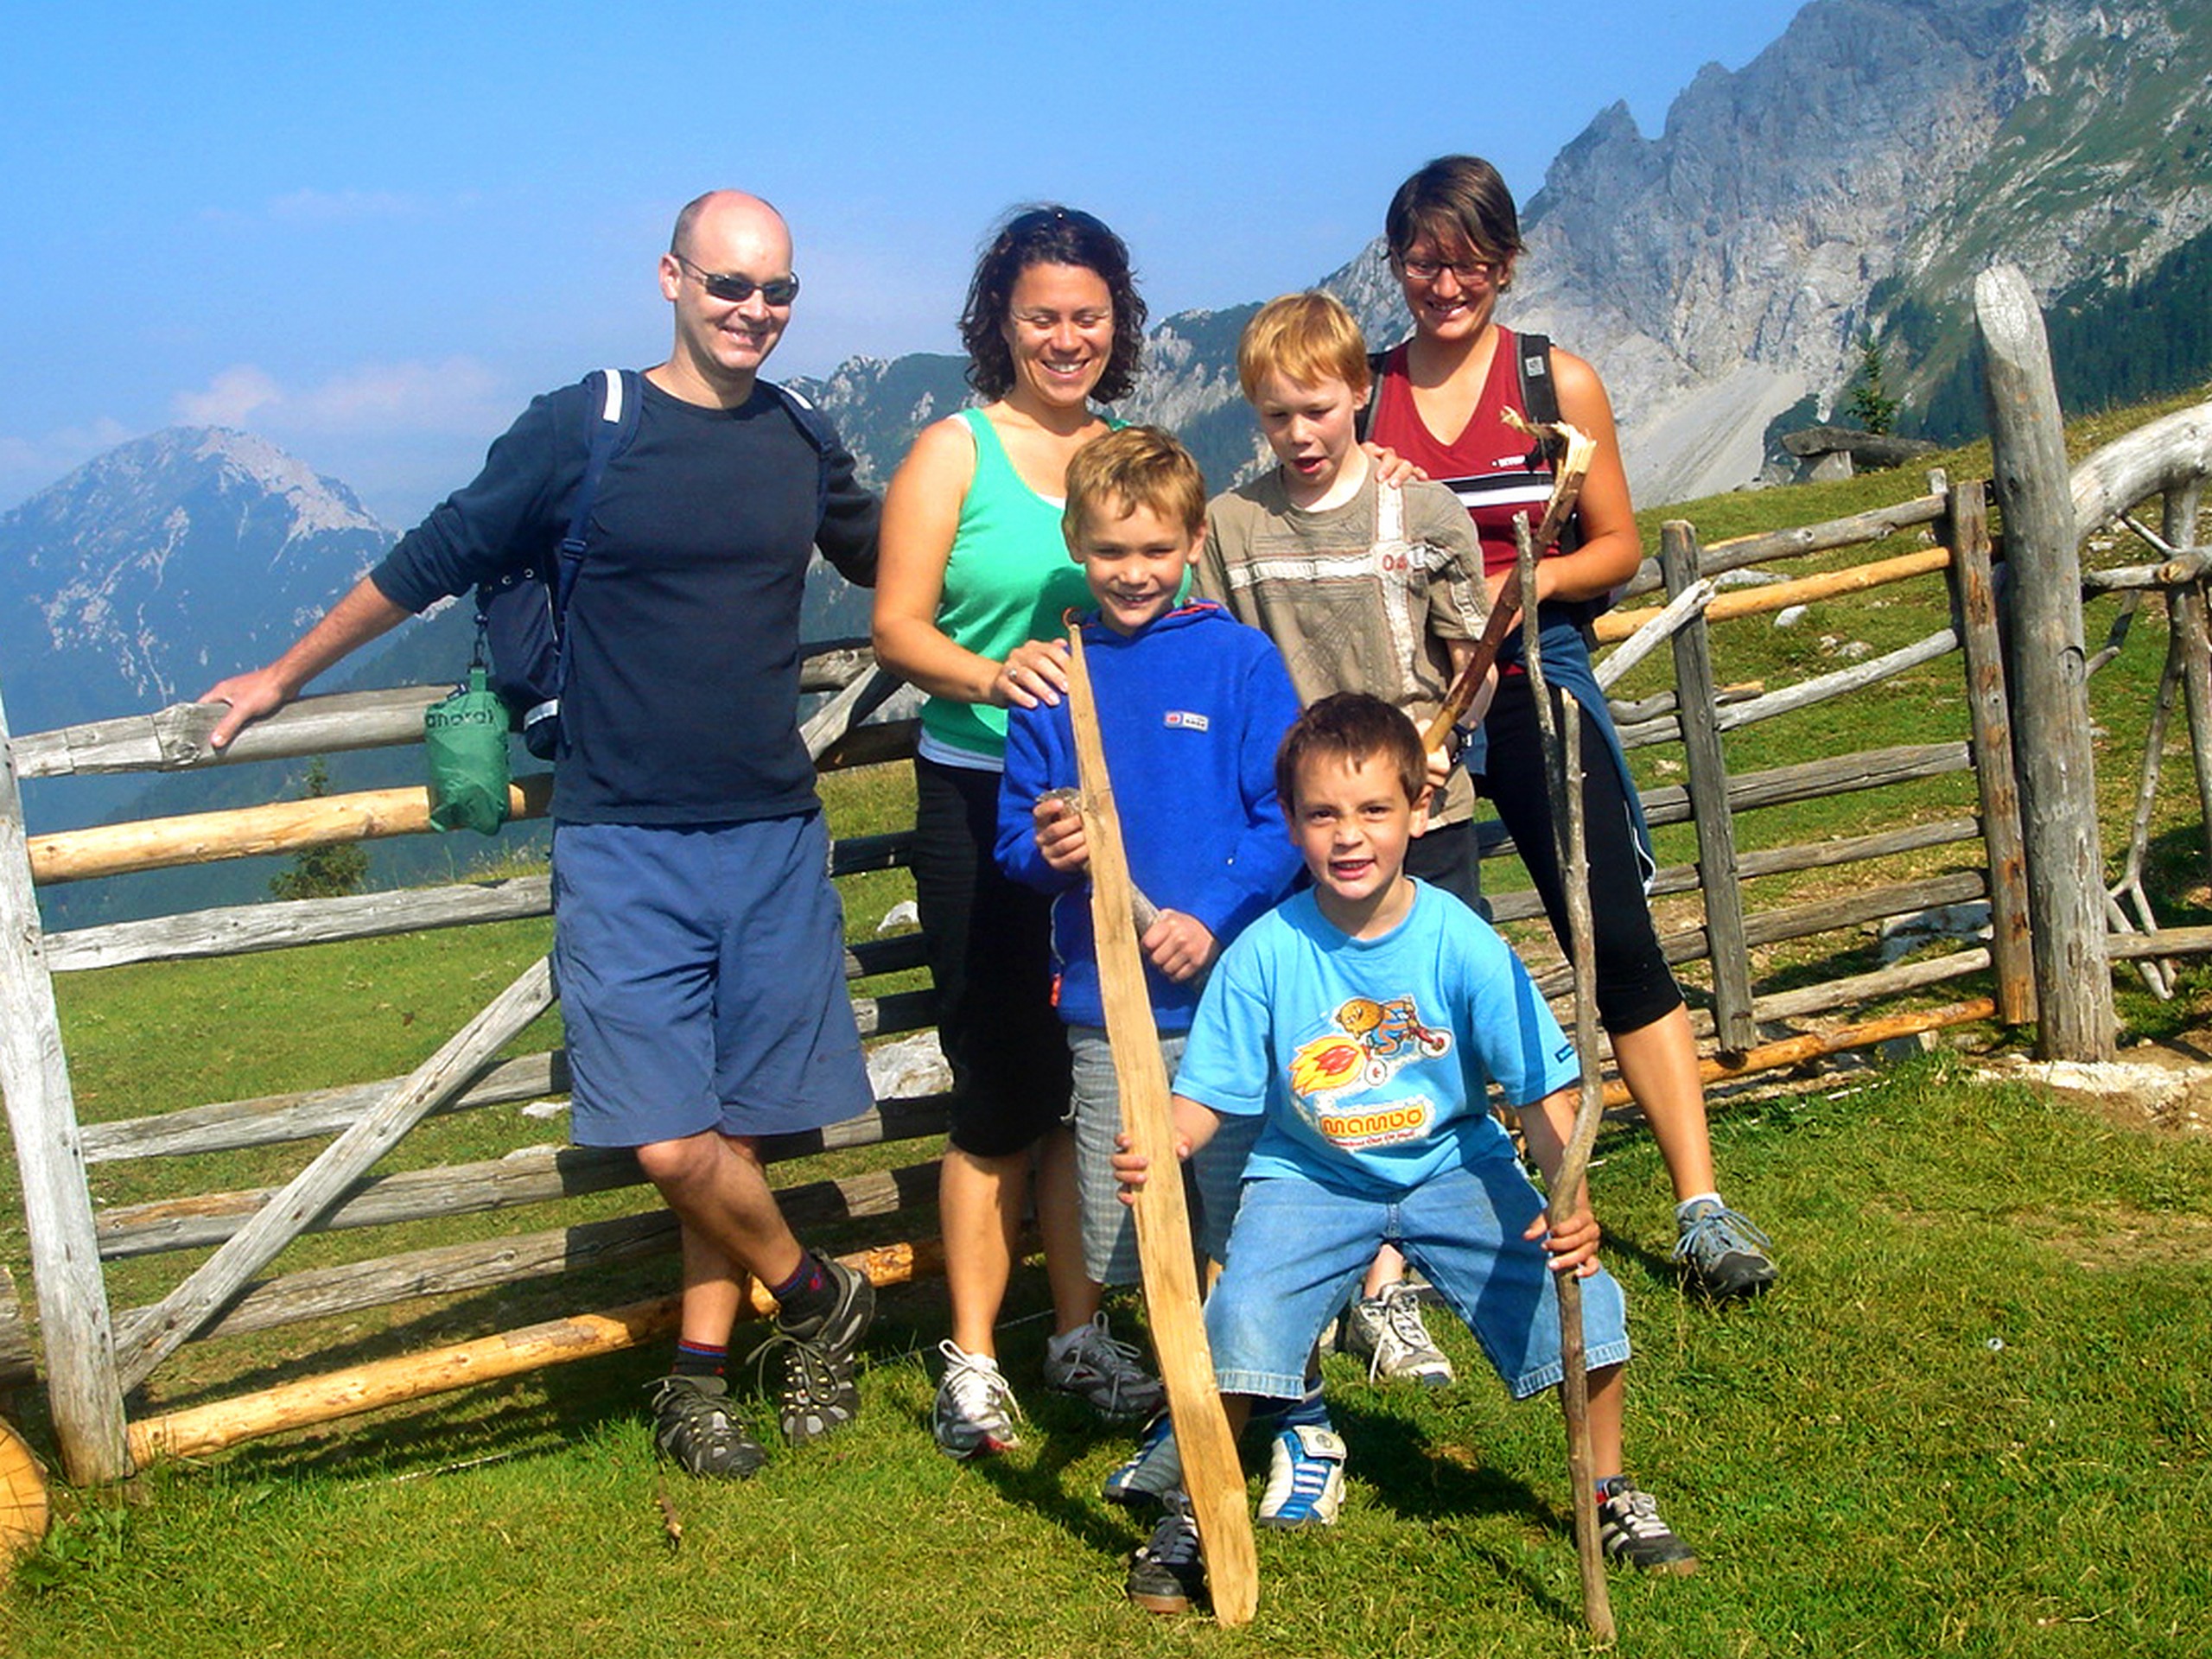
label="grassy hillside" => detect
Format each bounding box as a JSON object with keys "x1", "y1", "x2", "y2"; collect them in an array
[{"x1": 3, "y1": 391, "x2": 2209, "y2": 1656}]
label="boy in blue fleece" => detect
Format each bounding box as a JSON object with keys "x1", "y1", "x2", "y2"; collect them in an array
[{"x1": 995, "y1": 425, "x2": 1303, "y2": 1418}]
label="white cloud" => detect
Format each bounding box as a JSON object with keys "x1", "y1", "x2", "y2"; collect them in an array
[
  {"x1": 0, "y1": 417, "x2": 138, "y2": 508},
  {"x1": 174, "y1": 365, "x2": 283, "y2": 426}
]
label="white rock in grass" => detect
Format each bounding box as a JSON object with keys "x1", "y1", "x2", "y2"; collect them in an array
[
  {"x1": 868, "y1": 1031, "x2": 951, "y2": 1098},
  {"x1": 1775, "y1": 604, "x2": 1809, "y2": 629},
  {"x1": 876, "y1": 899, "x2": 920, "y2": 934}
]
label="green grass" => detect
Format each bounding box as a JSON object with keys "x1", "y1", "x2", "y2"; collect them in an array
[
  {"x1": 6, "y1": 1057, "x2": 2211, "y2": 1657},
  {"x1": 3, "y1": 397, "x2": 2209, "y2": 1653}
]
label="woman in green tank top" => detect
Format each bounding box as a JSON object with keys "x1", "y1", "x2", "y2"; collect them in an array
[{"x1": 872, "y1": 207, "x2": 1157, "y2": 1459}]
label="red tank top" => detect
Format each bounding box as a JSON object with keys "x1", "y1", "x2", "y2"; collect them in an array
[{"x1": 1369, "y1": 328, "x2": 1559, "y2": 582}]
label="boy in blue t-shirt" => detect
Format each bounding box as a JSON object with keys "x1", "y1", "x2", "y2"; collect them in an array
[
  {"x1": 1113, "y1": 692, "x2": 1698, "y2": 1615},
  {"x1": 988, "y1": 425, "x2": 1305, "y2": 1445}
]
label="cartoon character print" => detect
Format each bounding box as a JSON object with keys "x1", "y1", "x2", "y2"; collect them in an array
[{"x1": 1286, "y1": 994, "x2": 1452, "y2": 1103}]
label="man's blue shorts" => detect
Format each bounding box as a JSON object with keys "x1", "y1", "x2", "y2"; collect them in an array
[
  {"x1": 551, "y1": 815, "x2": 873, "y2": 1149},
  {"x1": 1204, "y1": 1154, "x2": 1631, "y2": 1402}
]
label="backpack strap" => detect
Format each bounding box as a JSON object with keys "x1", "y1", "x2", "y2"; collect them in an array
[
  {"x1": 766, "y1": 379, "x2": 836, "y2": 531},
  {"x1": 1512, "y1": 334, "x2": 1581, "y2": 557},
  {"x1": 1354, "y1": 347, "x2": 1391, "y2": 444}
]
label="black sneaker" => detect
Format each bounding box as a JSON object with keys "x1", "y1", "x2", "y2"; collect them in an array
[
  {"x1": 645, "y1": 1374, "x2": 767, "y2": 1478},
  {"x1": 1673, "y1": 1198, "x2": 1778, "y2": 1300},
  {"x1": 1125, "y1": 1491, "x2": 1206, "y2": 1615},
  {"x1": 765, "y1": 1257, "x2": 875, "y2": 1446},
  {"x1": 1597, "y1": 1476, "x2": 1699, "y2": 1573}
]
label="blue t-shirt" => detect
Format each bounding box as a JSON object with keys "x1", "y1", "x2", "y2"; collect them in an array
[{"x1": 1174, "y1": 881, "x2": 1580, "y2": 1196}]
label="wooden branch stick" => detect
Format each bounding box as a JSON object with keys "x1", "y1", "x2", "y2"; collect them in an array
[
  {"x1": 1590, "y1": 545, "x2": 1953, "y2": 645},
  {"x1": 1517, "y1": 516, "x2": 1617, "y2": 1643},
  {"x1": 1419, "y1": 414, "x2": 1593, "y2": 755},
  {"x1": 1065, "y1": 625, "x2": 1258, "y2": 1627},
  {"x1": 126, "y1": 1238, "x2": 947, "y2": 1467}
]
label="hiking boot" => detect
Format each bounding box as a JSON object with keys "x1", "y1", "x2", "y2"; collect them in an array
[
  {"x1": 1256, "y1": 1422, "x2": 1347, "y2": 1529},
  {"x1": 1339, "y1": 1281, "x2": 1456, "y2": 1386},
  {"x1": 1042, "y1": 1313, "x2": 1166, "y2": 1423},
  {"x1": 1101, "y1": 1410, "x2": 1181, "y2": 1509},
  {"x1": 1125, "y1": 1491, "x2": 1206, "y2": 1615},
  {"x1": 645, "y1": 1373, "x2": 767, "y2": 1478},
  {"x1": 932, "y1": 1340, "x2": 1023, "y2": 1459},
  {"x1": 1673, "y1": 1199, "x2": 1779, "y2": 1300},
  {"x1": 1597, "y1": 1476, "x2": 1699, "y2": 1573},
  {"x1": 765, "y1": 1257, "x2": 875, "y2": 1445}
]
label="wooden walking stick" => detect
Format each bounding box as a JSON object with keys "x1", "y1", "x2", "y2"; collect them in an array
[
  {"x1": 1064, "y1": 623, "x2": 1260, "y2": 1627},
  {"x1": 1520, "y1": 513, "x2": 1619, "y2": 1645},
  {"x1": 1418, "y1": 413, "x2": 1596, "y2": 756}
]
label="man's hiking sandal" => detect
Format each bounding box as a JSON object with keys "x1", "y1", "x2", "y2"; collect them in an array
[
  {"x1": 645, "y1": 1373, "x2": 768, "y2": 1478},
  {"x1": 762, "y1": 1257, "x2": 875, "y2": 1445},
  {"x1": 1597, "y1": 1476, "x2": 1700, "y2": 1573}
]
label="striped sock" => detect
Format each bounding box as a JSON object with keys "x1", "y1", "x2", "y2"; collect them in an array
[{"x1": 672, "y1": 1339, "x2": 727, "y2": 1378}]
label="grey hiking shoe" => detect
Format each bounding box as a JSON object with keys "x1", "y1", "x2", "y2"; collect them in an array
[
  {"x1": 1673, "y1": 1199, "x2": 1778, "y2": 1300},
  {"x1": 1597, "y1": 1476, "x2": 1699, "y2": 1573},
  {"x1": 1102, "y1": 1410, "x2": 1180, "y2": 1508},
  {"x1": 645, "y1": 1373, "x2": 767, "y2": 1478},
  {"x1": 932, "y1": 1340, "x2": 1023, "y2": 1459},
  {"x1": 763, "y1": 1257, "x2": 875, "y2": 1445},
  {"x1": 1339, "y1": 1281, "x2": 1456, "y2": 1386},
  {"x1": 1125, "y1": 1490, "x2": 1205, "y2": 1615},
  {"x1": 1041, "y1": 1313, "x2": 1166, "y2": 1422}
]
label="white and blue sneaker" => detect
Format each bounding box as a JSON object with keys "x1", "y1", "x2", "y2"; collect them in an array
[
  {"x1": 1256, "y1": 1422, "x2": 1346, "y2": 1529},
  {"x1": 1101, "y1": 1410, "x2": 1180, "y2": 1508}
]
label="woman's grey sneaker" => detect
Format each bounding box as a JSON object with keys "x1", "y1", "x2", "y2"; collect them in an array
[
  {"x1": 1041, "y1": 1313, "x2": 1166, "y2": 1421},
  {"x1": 645, "y1": 1374, "x2": 768, "y2": 1478},
  {"x1": 1673, "y1": 1199, "x2": 1779, "y2": 1300},
  {"x1": 766, "y1": 1257, "x2": 875, "y2": 1445},
  {"x1": 1596, "y1": 1476, "x2": 1699, "y2": 1573},
  {"x1": 1255, "y1": 1423, "x2": 1346, "y2": 1529},
  {"x1": 1125, "y1": 1490, "x2": 1206, "y2": 1615},
  {"x1": 1339, "y1": 1281, "x2": 1456, "y2": 1385},
  {"x1": 932, "y1": 1340, "x2": 1024, "y2": 1459},
  {"x1": 1101, "y1": 1410, "x2": 1181, "y2": 1507}
]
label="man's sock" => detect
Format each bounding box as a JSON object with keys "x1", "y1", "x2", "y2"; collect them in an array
[
  {"x1": 771, "y1": 1249, "x2": 837, "y2": 1330},
  {"x1": 672, "y1": 1338, "x2": 727, "y2": 1379}
]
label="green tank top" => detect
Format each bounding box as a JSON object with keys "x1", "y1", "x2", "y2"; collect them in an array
[{"x1": 920, "y1": 408, "x2": 1098, "y2": 765}]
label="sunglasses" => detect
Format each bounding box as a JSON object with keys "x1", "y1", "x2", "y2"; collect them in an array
[{"x1": 674, "y1": 253, "x2": 799, "y2": 307}]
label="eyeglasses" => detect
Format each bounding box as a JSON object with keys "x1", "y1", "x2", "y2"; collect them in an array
[
  {"x1": 1395, "y1": 254, "x2": 1501, "y2": 288},
  {"x1": 674, "y1": 254, "x2": 799, "y2": 307}
]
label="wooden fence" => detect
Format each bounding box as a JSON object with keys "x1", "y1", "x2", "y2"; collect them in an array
[{"x1": 3, "y1": 273, "x2": 2209, "y2": 1488}]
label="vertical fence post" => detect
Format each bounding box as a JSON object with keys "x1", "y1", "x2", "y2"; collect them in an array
[
  {"x1": 2160, "y1": 484, "x2": 2212, "y2": 893},
  {"x1": 0, "y1": 684, "x2": 132, "y2": 1483},
  {"x1": 1973, "y1": 263, "x2": 2115, "y2": 1060},
  {"x1": 1660, "y1": 521, "x2": 1756, "y2": 1053},
  {"x1": 1943, "y1": 480, "x2": 2036, "y2": 1024}
]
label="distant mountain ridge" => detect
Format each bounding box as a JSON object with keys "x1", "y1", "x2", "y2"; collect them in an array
[{"x1": 797, "y1": 0, "x2": 2212, "y2": 506}]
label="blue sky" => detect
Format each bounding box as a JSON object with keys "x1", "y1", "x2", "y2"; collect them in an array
[{"x1": 2, "y1": 0, "x2": 1794, "y2": 525}]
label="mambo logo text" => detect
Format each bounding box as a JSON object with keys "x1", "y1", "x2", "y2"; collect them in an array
[
  {"x1": 425, "y1": 702, "x2": 507, "y2": 732},
  {"x1": 1319, "y1": 1098, "x2": 1433, "y2": 1149}
]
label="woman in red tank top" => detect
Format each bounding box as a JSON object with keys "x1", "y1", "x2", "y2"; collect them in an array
[{"x1": 1366, "y1": 156, "x2": 1779, "y2": 1302}]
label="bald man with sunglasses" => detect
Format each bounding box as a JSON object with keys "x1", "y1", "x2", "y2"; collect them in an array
[{"x1": 202, "y1": 190, "x2": 883, "y2": 1478}]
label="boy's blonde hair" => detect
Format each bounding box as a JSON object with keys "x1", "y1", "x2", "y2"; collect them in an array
[
  {"x1": 1275, "y1": 692, "x2": 1428, "y2": 811},
  {"x1": 1236, "y1": 291, "x2": 1371, "y2": 403},
  {"x1": 1062, "y1": 425, "x2": 1207, "y2": 543}
]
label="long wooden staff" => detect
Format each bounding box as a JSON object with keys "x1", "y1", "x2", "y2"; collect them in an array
[
  {"x1": 1520, "y1": 515, "x2": 1618, "y2": 1645},
  {"x1": 1064, "y1": 624, "x2": 1259, "y2": 1627},
  {"x1": 1419, "y1": 413, "x2": 1597, "y2": 755}
]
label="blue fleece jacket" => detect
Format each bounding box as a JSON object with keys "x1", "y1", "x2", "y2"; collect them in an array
[{"x1": 995, "y1": 601, "x2": 1304, "y2": 1030}]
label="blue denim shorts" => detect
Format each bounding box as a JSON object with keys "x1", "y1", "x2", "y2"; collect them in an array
[
  {"x1": 1066, "y1": 1027, "x2": 1260, "y2": 1285},
  {"x1": 1205, "y1": 1156, "x2": 1630, "y2": 1402},
  {"x1": 552, "y1": 815, "x2": 872, "y2": 1148}
]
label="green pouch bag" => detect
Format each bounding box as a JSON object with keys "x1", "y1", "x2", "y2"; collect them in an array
[{"x1": 425, "y1": 666, "x2": 512, "y2": 835}]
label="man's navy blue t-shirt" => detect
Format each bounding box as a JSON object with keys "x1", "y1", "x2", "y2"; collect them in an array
[{"x1": 372, "y1": 374, "x2": 878, "y2": 826}]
